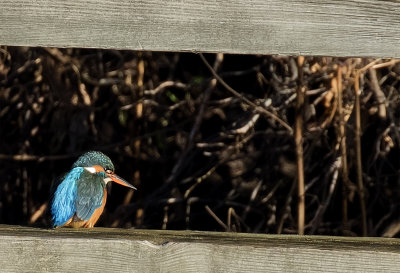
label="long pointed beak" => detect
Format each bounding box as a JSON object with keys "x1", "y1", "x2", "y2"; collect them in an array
[{"x1": 107, "y1": 173, "x2": 137, "y2": 190}]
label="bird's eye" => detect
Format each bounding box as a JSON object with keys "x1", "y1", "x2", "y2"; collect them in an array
[{"x1": 104, "y1": 168, "x2": 113, "y2": 174}]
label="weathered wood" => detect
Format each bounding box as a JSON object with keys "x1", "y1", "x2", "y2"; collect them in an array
[
  {"x1": 1, "y1": 0, "x2": 400, "y2": 57},
  {"x1": 0, "y1": 225, "x2": 399, "y2": 273}
]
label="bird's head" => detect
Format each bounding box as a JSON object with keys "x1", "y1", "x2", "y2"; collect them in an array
[{"x1": 73, "y1": 151, "x2": 137, "y2": 190}]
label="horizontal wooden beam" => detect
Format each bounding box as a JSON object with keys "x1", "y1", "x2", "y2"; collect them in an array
[
  {"x1": 0, "y1": 225, "x2": 400, "y2": 272},
  {"x1": 1, "y1": 1, "x2": 400, "y2": 57}
]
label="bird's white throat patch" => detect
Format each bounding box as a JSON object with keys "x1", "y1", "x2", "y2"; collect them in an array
[{"x1": 103, "y1": 177, "x2": 113, "y2": 184}]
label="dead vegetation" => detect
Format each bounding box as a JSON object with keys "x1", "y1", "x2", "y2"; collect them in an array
[{"x1": 1, "y1": 46, "x2": 400, "y2": 236}]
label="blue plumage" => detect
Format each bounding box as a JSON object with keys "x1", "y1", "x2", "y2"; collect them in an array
[
  {"x1": 51, "y1": 167, "x2": 82, "y2": 226},
  {"x1": 51, "y1": 167, "x2": 105, "y2": 227},
  {"x1": 75, "y1": 171, "x2": 105, "y2": 221},
  {"x1": 73, "y1": 151, "x2": 114, "y2": 171},
  {"x1": 50, "y1": 151, "x2": 136, "y2": 228}
]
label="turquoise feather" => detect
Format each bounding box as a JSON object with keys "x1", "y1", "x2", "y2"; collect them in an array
[{"x1": 51, "y1": 167, "x2": 82, "y2": 226}]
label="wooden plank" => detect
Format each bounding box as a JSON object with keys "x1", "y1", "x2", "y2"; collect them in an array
[
  {"x1": 0, "y1": 225, "x2": 400, "y2": 273},
  {"x1": 1, "y1": 1, "x2": 400, "y2": 57}
]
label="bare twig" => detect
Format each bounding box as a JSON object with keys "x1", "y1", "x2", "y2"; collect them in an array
[
  {"x1": 162, "y1": 205, "x2": 169, "y2": 230},
  {"x1": 144, "y1": 81, "x2": 187, "y2": 96},
  {"x1": 359, "y1": 59, "x2": 381, "y2": 73},
  {"x1": 382, "y1": 220, "x2": 400, "y2": 238},
  {"x1": 166, "y1": 80, "x2": 216, "y2": 184},
  {"x1": 354, "y1": 71, "x2": 368, "y2": 236},
  {"x1": 261, "y1": 179, "x2": 284, "y2": 204},
  {"x1": 184, "y1": 164, "x2": 219, "y2": 199},
  {"x1": 0, "y1": 58, "x2": 41, "y2": 85},
  {"x1": 199, "y1": 53, "x2": 293, "y2": 134},
  {"x1": 185, "y1": 197, "x2": 201, "y2": 228},
  {"x1": 310, "y1": 157, "x2": 341, "y2": 234},
  {"x1": 227, "y1": 207, "x2": 233, "y2": 231},
  {"x1": 230, "y1": 113, "x2": 260, "y2": 135},
  {"x1": 368, "y1": 68, "x2": 387, "y2": 119},
  {"x1": 165, "y1": 54, "x2": 223, "y2": 187},
  {"x1": 372, "y1": 59, "x2": 400, "y2": 70},
  {"x1": 205, "y1": 205, "x2": 228, "y2": 230},
  {"x1": 277, "y1": 179, "x2": 296, "y2": 234},
  {"x1": 29, "y1": 203, "x2": 48, "y2": 224},
  {"x1": 337, "y1": 66, "x2": 350, "y2": 234},
  {"x1": 242, "y1": 180, "x2": 263, "y2": 221},
  {"x1": 127, "y1": 52, "x2": 145, "y2": 205},
  {"x1": 295, "y1": 56, "x2": 305, "y2": 235},
  {"x1": 184, "y1": 130, "x2": 259, "y2": 198},
  {"x1": 228, "y1": 207, "x2": 250, "y2": 232}
]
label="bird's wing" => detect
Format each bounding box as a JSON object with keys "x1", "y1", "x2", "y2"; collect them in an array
[
  {"x1": 75, "y1": 169, "x2": 105, "y2": 221},
  {"x1": 51, "y1": 167, "x2": 82, "y2": 226}
]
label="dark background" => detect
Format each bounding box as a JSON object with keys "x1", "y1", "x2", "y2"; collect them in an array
[{"x1": 1, "y1": 46, "x2": 399, "y2": 236}]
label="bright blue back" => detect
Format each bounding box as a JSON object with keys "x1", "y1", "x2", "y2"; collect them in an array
[{"x1": 51, "y1": 167, "x2": 83, "y2": 227}]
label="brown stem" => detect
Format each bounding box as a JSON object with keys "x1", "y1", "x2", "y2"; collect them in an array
[
  {"x1": 199, "y1": 53, "x2": 293, "y2": 134},
  {"x1": 296, "y1": 56, "x2": 305, "y2": 235},
  {"x1": 368, "y1": 68, "x2": 386, "y2": 120},
  {"x1": 354, "y1": 72, "x2": 368, "y2": 236},
  {"x1": 337, "y1": 66, "x2": 349, "y2": 233}
]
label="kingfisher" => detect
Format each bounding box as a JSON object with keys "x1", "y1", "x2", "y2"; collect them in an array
[{"x1": 51, "y1": 151, "x2": 136, "y2": 228}]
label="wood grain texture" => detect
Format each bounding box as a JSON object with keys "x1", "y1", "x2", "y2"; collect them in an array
[
  {"x1": 1, "y1": 0, "x2": 400, "y2": 57},
  {"x1": 0, "y1": 225, "x2": 400, "y2": 273}
]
